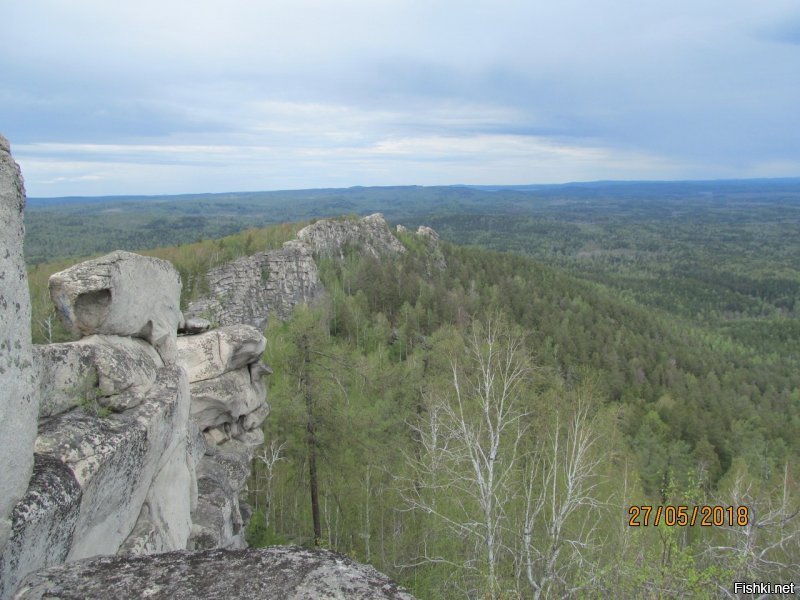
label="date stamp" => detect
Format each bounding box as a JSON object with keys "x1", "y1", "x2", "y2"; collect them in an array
[{"x1": 628, "y1": 505, "x2": 749, "y2": 527}]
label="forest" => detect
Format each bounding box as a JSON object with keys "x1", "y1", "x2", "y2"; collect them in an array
[{"x1": 23, "y1": 182, "x2": 800, "y2": 598}]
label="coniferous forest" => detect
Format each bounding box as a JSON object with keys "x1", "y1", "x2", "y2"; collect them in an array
[{"x1": 25, "y1": 183, "x2": 800, "y2": 598}]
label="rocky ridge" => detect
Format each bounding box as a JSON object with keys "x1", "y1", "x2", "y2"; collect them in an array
[
  {"x1": 297, "y1": 213, "x2": 407, "y2": 259},
  {"x1": 0, "y1": 137, "x2": 419, "y2": 599},
  {"x1": 185, "y1": 212, "x2": 413, "y2": 330}
]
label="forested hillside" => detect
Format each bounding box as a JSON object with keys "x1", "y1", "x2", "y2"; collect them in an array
[
  {"x1": 248, "y1": 233, "x2": 799, "y2": 598},
  {"x1": 24, "y1": 191, "x2": 800, "y2": 598}
]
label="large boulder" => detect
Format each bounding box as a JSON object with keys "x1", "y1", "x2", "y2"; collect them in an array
[
  {"x1": 0, "y1": 134, "x2": 38, "y2": 556},
  {"x1": 13, "y1": 546, "x2": 417, "y2": 599},
  {"x1": 48, "y1": 251, "x2": 182, "y2": 364},
  {"x1": 177, "y1": 325, "x2": 265, "y2": 384}
]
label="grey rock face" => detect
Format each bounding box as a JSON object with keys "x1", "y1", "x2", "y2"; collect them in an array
[
  {"x1": 35, "y1": 366, "x2": 191, "y2": 561},
  {"x1": 0, "y1": 134, "x2": 38, "y2": 556},
  {"x1": 35, "y1": 335, "x2": 164, "y2": 418},
  {"x1": 177, "y1": 325, "x2": 266, "y2": 384},
  {"x1": 297, "y1": 213, "x2": 406, "y2": 259},
  {"x1": 185, "y1": 241, "x2": 324, "y2": 330},
  {"x1": 14, "y1": 546, "x2": 417, "y2": 599},
  {"x1": 188, "y1": 447, "x2": 252, "y2": 551},
  {"x1": 0, "y1": 455, "x2": 80, "y2": 600},
  {"x1": 48, "y1": 251, "x2": 182, "y2": 364},
  {"x1": 190, "y1": 367, "x2": 266, "y2": 432},
  {"x1": 183, "y1": 325, "x2": 269, "y2": 551},
  {"x1": 1, "y1": 366, "x2": 192, "y2": 597}
]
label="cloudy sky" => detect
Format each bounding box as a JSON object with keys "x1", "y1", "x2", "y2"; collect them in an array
[{"x1": 2, "y1": 0, "x2": 799, "y2": 197}]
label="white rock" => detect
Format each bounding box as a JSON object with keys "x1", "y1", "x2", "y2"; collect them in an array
[
  {"x1": 177, "y1": 325, "x2": 265, "y2": 384},
  {"x1": 0, "y1": 134, "x2": 38, "y2": 556},
  {"x1": 48, "y1": 251, "x2": 182, "y2": 364},
  {"x1": 31, "y1": 365, "x2": 191, "y2": 562},
  {"x1": 189, "y1": 368, "x2": 267, "y2": 432},
  {"x1": 297, "y1": 213, "x2": 406, "y2": 259},
  {"x1": 35, "y1": 335, "x2": 163, "y2": 418}
]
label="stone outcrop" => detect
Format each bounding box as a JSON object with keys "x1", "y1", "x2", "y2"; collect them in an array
[
  {"x1": 35, "y1": 335, "x2": 163, "y2": 417},
  {"x1": 1, "y1": 269, "x2": 272, "y2": 597},
  {"x1": 14, "y1": 546, "x2": 416, "y2": 600},
  {"x1": 177, "y1": 325, "x2": 270, "y2": 551},
  {"x1": 184, "y1": 213, "x2": 411, "y2": 330},
  {"x1": 416, "y1": 225, "x2": 447, "y2": 272},
  {"x1": 0, "y1": 135, "x2": 38, "y2": 559},
  {"x1": 297, "y1": 213, "x2": 406, "y2": 259},
  {"x1": 49, "y1": 251, "x2": 183, "y2": 364},
  {"x1": 0, "y1": 244, "x2": 195, "y2": 598},
  {"x1": 176, "y1": 325, "x2": 266, "y2": 384},
  {"x1": 185, "y1": 240, "x2": 324, "y2": 330}
]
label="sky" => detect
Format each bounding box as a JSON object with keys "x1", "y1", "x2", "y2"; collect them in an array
[{"x1": 2, "y1": 0, "x2": 799, "y2": 197}]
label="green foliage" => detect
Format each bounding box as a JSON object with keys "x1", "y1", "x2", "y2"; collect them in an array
[
  {"x1": 250, "y1": 234, "x2": 799, "y2": 598},
  {"x1": 70, "y1": 369, "x2": 111, "y2": 418},
  {"x1": 245, "y1": 509, "x2": 290, "y2": 547}
]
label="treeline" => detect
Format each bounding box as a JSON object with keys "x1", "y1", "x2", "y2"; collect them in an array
[{"x1": 250, "y1": 234, "x2": 799, "y2": 598}]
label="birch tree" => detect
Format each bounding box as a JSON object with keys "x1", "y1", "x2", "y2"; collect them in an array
[
  {"x1": 401, "y1": 316, "x2": 531, "y2": 599},
  {"x1": 520, "y1": 386, "x2": 605, "y2": 599}
]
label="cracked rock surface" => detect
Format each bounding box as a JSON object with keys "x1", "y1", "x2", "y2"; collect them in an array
[{"x1": 14, "y1": 546, "x2": 417, "y2": 600}]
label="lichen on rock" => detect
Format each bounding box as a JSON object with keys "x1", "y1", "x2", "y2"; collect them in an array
[{"x1": 14, "y1": 546, "x2": 417, "y2": 600}]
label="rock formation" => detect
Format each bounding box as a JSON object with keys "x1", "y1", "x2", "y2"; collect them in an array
[
  {"x1": 184, "y1": 213, "x2": 410, "y2": 330},
  {"x1": 14, "y1": 546, "x2": 416, "y2": 599},
  {"x1": 297, "y1": 212, "x2": 406, "y2": 259},
  {"x1": 416, "y1": 225, "x2": 447, "y2": 272},
  {"x1": 185, "y1": 241, "x2": 324, "y2": 331},
  {"x1": 1, "y1": 252, "x2": 270, "y2": 596},
  {"x1": 49, "y1": 251, "x2": 183, "y2": 364},
  {"x1": 0, "y1": 135, "x2": 38, "y2": 562},
  {"x1": 177, "y1": 325, "x2": 270, "y2": 551}
]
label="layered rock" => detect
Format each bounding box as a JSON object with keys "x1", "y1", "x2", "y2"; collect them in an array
[
  {"x1": 0, "y1": 135, "x2": 38, "y2": 557},
  {"x1": 35, "y1": 335, "x2": 163, "y2": 417},
  {"x1": 297, "y1": 213, "x2": 406, "y2": 259},
  {"x1": 14, "y1": 546, "x2": 416, "y2": 600},
  {"x1": 185, "y1": 241, "x2": 324, "y2": 330},
  {"x1": 177, "y1": 325, "x2": 270, "y2": 551}
]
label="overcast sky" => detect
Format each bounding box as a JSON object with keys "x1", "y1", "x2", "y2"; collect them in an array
[{"x1": 2, "y1": 0, "x2": 799, "y2": 197}]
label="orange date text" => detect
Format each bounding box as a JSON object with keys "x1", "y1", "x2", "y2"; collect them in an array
[{"x1": 627, "y1": 505, "x2": 749, "y2": 527}]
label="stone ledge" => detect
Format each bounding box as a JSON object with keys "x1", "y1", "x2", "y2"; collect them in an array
[{"x1": 13, "y1": 546, "x2": 417, "y2": 600}]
